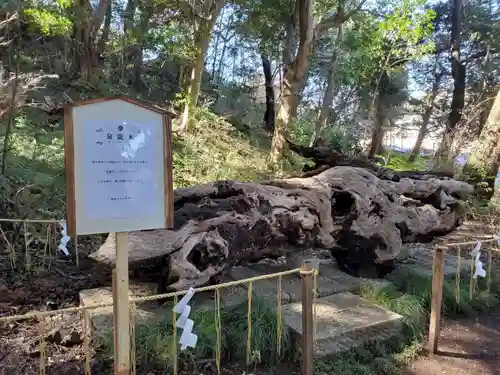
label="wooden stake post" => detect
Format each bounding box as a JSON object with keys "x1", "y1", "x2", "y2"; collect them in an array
[
  {"x1": 428, "y1": 247, "x2": 445, "y2": 354},
  {"x1": 64, "y1": 97, "x2": 173, "y2": 375},
  {"x1": 301, "y1": 261, "x2": 314, "y2": 375}
]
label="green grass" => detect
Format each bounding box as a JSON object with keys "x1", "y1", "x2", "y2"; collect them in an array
[
  {"x1": 97, "y1": 268, "x2": 500, "y2": 374},
  {"x1": 313, "y1": 268, "x2": 500, "y2": 375},
  {"x1": 1, "y1": 107, "x2": 301, "y2": 220},
  {"x1": 100, "y1": 296, "x2": 293, "y2": 372},
  {"x1": 376, "y1": 150, "x2": 429, "y2": 171}
]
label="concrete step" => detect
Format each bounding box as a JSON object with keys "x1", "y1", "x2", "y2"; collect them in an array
[{"x1": 281, "y1": 292, "x2": 403, "y2": 357}]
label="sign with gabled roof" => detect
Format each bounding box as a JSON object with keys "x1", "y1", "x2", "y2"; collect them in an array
[{"x1": 64, "y1": 96, "x2": 173, "y2": 235}]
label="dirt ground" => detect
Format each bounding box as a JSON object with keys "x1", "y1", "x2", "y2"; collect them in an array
[
  {"x1": 0, "y1": 219, "x2": 499, "y2": 375},
  {"x1": 405, "y1": 309, "x2": 500, "y2": 375}
]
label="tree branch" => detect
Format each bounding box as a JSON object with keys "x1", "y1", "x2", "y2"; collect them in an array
[
  {"x1": 0, "y1": 12, "x2": 18, "y2": 29},
  {"x1": 314, "y1": 0, "x2": 367, "y2": 37}
]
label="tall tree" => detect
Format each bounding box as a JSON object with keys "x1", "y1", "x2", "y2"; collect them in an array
[
  {"x1": 310, "y1": 18, "x2": 343, "y2": 146},
  {"x1": 462, "y1": 88, "x2": 500, "y2": 197},
  {"x1": 408, "y1": 61, "x2": 443, "y2": 162},
  {"x1": 434, "y1": 0, "x2": 465, "y2": 170},
  {"x1": 269, "y1": 0, "x2": 361, "y2": 164},
  {"x1": 180, "y1": 0, "x2": 226, "y2": 132},
  {"x1": 72, "y1": 0, "x2": 112, "y2": 79}
]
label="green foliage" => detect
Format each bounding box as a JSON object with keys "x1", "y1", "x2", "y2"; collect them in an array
[
  {"x1": 342, "y1": 0, "x2": 435, "y2": 88},
  {"x1": 23, "y1": 1, "x2": 72, "y2": 36},
  {"x1": 313, "y1": 267, "x2": 500, "y2": 375},
  {"x1": 101, "y1": 296, "x2": 293, "y2": 371},
  {"x1": 148, "y1": 21, "x2": 196, "y2": 59},
  {"x1": 234, "y1": 0, "x2": 293, "y2": 56},
  {"x1": 172, "y1": 107, "x2": 290, "y2": 186},
  {"x1": 290, "y1": 112, "x2": 360, "y2": 155},
  {"x1": 376, "y1": 150, "x2": 428, "y2": 171}
]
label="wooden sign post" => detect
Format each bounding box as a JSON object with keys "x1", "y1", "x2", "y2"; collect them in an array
[{"x1": 64, "y1": 96, "x2": 173, "y2": 375}]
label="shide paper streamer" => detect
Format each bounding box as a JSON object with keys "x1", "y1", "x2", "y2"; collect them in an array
[
  {"x1": 58, "y1": 221, "x2": 70, "y2": 257},
  {"x1": 173, "y1": 288, "x2": 198, "y2": 350},
  {"x1": 471, "y1": 240, "x2": 486, "y2": 279}
]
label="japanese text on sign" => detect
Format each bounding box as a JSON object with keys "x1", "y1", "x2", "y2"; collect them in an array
[{"x1": 83, "y1": 120, "x2": 163, "y2": 220}]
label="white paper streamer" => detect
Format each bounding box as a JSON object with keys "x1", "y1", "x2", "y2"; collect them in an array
[
  {"x1": 472, "y1": 240, "x2": 486, "y2": 279},
  {"x1": 471, "y1": 240, "x2": 481, "y2": 256},
  {"x1": 173, "y1": 288, "x2": 197, "y2": 350},
  {"x1": 58, "y1": 221, "x2": 70, "y2": 256},
  {"x1": 495, "y1": 232, "x2": 500, "y2": 247}
]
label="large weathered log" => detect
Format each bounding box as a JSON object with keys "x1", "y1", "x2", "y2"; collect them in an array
[
  {"x1": 285, "y1": 138, "x2": 454, "y2": 181},
  {"x1": 89, "y1": 166, "x2": 473, "y2": 291}
]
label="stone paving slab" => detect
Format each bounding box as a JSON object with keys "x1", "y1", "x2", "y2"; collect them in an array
[
  {"x1": 79, "y1": 282, "x2": 160, "y2": 338},
  {"x1": 79, "y1": 279, "x2": 248, "y2": 338},
  {"x1": 392, "y1": 247, "x2": 472, "y2": 280},
  {"x1": 228, "y1": 261, "x2": 362, "y2": 304},
  {"x1": 281, "y1": 292, "x2": 403, "y2": 357},
  {"x1": 228, "y1": 266, "x2": 292, "y2": 303}
]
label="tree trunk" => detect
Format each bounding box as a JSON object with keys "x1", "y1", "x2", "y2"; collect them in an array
[
  {"x1": 72, "y1": 0, "x2": 109, "y2": 79},
  {"x1": 311, "y1": 63, "x2": 335, "y2": 146},
  {"x1": 409, "y1": 69, "x2": 442, "y2": 162},
  {"x1": 1, "y1": 31, "x2": 19, "y2": 175},
  {"x1": 408, "y1": 121, "x2": 427, "y2": 163},
  {"x1": 90, "y1": 166, "x2": 473, "y2": 291},
  {"x1": 180, "y1": 0, "x2": 225, "y2": 132},
  {"x1": 368, "y1": 97, "x2": 386, "y2": 158},
  {"x1": 434, "y1": 0, "x2": 465, "y2": 169},
  {"x1": 132, "y1": 5, "x2": 152, "y2": 90},
  {"x1": 269, "y1": 0, "x2": 313, "y2": 164},
  {"x1": 310, "y1": 24, "x2": 343, "y2": 147},
  {"x1": 73, "y1": 0, "x2": 110, "y2": 80},
  {"x1": 269, "y1": 75, "x2": 300, "y2": 162},
  {"x1": 462, "y1": 88, "x2": 500, "y2": 197},
  {"x1": 261, "y1": 54, "x2": 275, "y2": 131}
]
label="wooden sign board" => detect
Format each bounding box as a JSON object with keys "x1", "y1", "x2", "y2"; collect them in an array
[
  {"x1": 63, "y1": 96, "x2": 174, "y2": 375},
  {"x1": 64, "y1": 96, "x2": 174, "y2": 236}
]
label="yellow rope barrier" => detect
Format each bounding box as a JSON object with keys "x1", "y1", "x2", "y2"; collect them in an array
[
  {"x1": 0, "y1": 218, "x2": 61, "y2": 223},
  {"x1": 0, "y1": 268, "x2": 306, "y2": 323},
  {"x1": 214, "y1": 289, "x2": 222, "y2": 375},
  {"x1": 437, "y1": 237, "x2": 499, "y2": 250},
  {"x1": 276, "y1": 275, "x2": 282, "y2": 358},
  {"x1": 172, "y1": 295, "x2": 178, "y2": 375},
  {"x1": 246, "y1": 281, "x2": 253, "y2": 366}
]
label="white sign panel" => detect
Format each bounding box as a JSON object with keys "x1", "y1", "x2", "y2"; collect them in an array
[{"x1": 69, "y1": 98, "x2": 167, "y2": 235}]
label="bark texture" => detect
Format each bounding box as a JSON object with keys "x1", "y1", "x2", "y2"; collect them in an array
[
  {"x1": 434, "y1": 0, "x2": 465, "y2": 170},
  {"x1": 180, "y1": 0, "x2": 225, "y2": 131},
  {"x1": 408, "y1": 68, "x2": 442, "y2": 162},
  {"x1": 463, "y1": 88, "x2": 500, "y2": 196},
  {"x1": 90, "y1": 165, "x2": 473, "y2": 291}
]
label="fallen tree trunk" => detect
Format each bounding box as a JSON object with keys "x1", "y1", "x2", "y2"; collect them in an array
[
  {"x1": 89, "y1": 166, "x2": 473, "y2": 291},
  {"x1": 285, "y1": 139, "x2": 454, "y2": 181}
]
